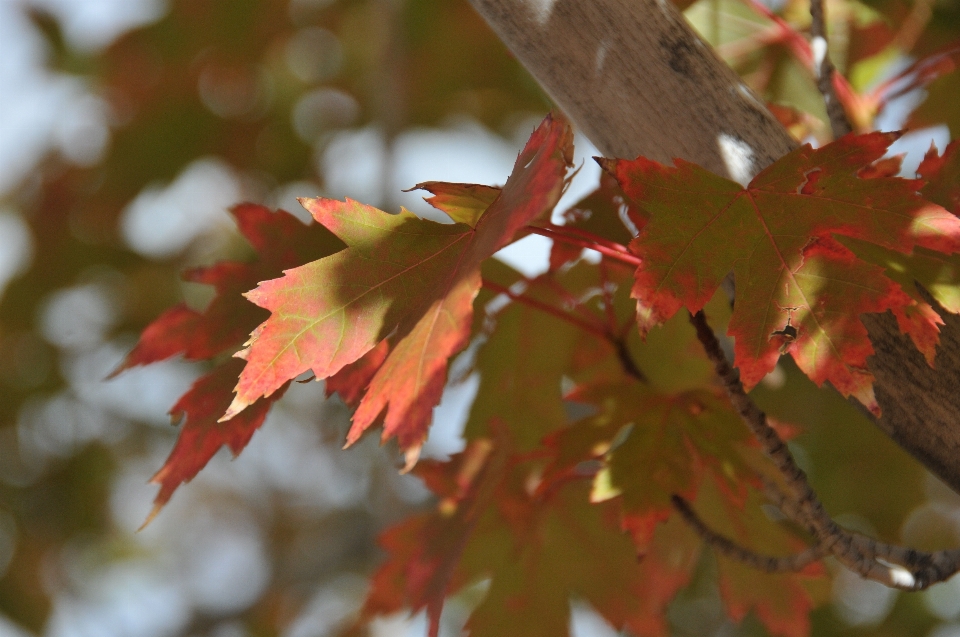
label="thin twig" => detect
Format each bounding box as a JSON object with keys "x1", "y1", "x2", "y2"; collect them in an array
[
  {"x1": 527, "y1": 226, "x2": 643, "y2": 268},
  {"x1": 671, "y1": 495, "x2": 826, "y2": 572},
  {"x1": 480, "y1": 278, "x2": 647, "y2": 383},
  {"x1": 481, "y1": 279, "x2": 608, "y2": 339},
  {"x1": 613, "y1": 337, "x2": 647, "y2": 383},
  {"x1": 743, "y1": 0, "x2": 863, "y2": 130},
  {"x1": 688, "y1": 310, "x2": 960, "y2": 590},
  {"x1": 809, "y1": 0, "x2": 852, "y2": 138}
]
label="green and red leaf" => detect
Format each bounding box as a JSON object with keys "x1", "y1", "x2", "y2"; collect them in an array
[
  {"x1": 225, "y1": 114, "x2": 574, "y2": 456},
  {"x1": 601, "y1": 133, "x2": 960, "y2": 411},
  {"x1": 114, "y1": 203, "x2": 343, "y2": 372}
]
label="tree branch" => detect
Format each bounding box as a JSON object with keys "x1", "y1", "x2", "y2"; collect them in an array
[
  {"x1": 467, "y1": 0, "x2": 796, "y2": 180},
  {"x1": 689, "y1": 309, "x2": 960, "y2": 590},
  {"x1": 809, "y1": 0, "x2": 852, "y2": 138},
  {"x1": 671, "y1": 495, "x2": 826, "y2": 572}
]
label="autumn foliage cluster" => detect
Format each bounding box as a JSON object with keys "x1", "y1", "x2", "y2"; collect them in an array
[
  {"x1": 115, "y1": 97, "x2": 960, "y2": 636},
  {"x1": 8, "y1": 0, "x2": 960, "y2": 635}
]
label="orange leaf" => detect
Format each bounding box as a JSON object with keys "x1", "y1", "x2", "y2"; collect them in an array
[{"x1": 225, "y1": 114, "x2": 574, "y2": 456}]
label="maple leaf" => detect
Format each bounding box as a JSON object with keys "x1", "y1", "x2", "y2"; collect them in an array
[
  {"x1": 550, "y1": 382, "x2": 753, "y2": 548},
  {"x1": 352, "y1": 440, "x2": 506, "y2": 637},
  {"x1": 919, "y1": 139, "x2": 960, "y2": 216},
  {"x1": 224, "y1": 113, "x2": 574, "y2": 460},
  {"x1": 357, "y1": 432, "x2": 703, "y2": 637},
  {"x1": 600, "y1": 133, "x2": 960, "y2": 410},
  {"x1": 113, "y1": 203, "x2": 344, "y2": 372},
  {"x1": 556, "y1": 398, "x2": 822, "y2": 636},
  {"x1": 143, "y1": 359, "x2": 289, "y2": 524},
  {"x1": 112, "y1": 204, "x2": 341, "y2": 521},
  {"x1": 461, "y1": 474, "x2": 699, "y2": 637}
]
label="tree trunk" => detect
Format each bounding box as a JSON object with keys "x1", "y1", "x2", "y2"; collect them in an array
[{"x1": 468, "y1": 0, "x2": 960, "y2": 492}]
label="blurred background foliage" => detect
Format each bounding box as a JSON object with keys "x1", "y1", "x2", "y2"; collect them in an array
[{"x1": 1, "y1": 0, "x2": 960, "y2": 635}]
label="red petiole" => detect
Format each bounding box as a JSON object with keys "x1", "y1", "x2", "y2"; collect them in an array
[
  {"x1": 480, "y1": 278, "x2": 609, "y2": 340},
  {"x1": 525, "y1": 225, "x2": 642, "y2": 268}
]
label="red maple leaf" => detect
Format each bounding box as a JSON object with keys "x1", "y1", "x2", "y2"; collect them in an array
[
  {"x1": 352, "y1": 440, "x2": 505, "y2": 637},
  {"x1": 113, "y1": 204, "x2": 341, "y2": 520},
  {"x1": 358, "y1": 448, "x2": 701, "y2": 637},
  {"x1": 142, "y1": 359, "x2": 289, "y2": 524},
  {"x1": 601, "y1": 133, "x2": 960, "y2": 410},
  {"x1": 545, "y1": 381, "x2": 753, "y2": 548},
  {"x1": 919, "y1": 139, "x2": 960, "y2": 215},
  {"x1": 223, "y1": 114, "x2": 574, "y2": 461},
  {"x1": 113, "y1": 203, "x2": 343, "y2": 372}
]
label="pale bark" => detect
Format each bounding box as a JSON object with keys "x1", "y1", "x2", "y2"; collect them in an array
[{"x1": 468, "y1": 0, "x2": 960, "y2": 492}]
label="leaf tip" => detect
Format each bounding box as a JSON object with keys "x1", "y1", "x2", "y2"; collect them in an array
[
  {"x1": 138, "y1": 503, "x2": 163, "y2": 532},
  {"x1": 219, "y1": 397, "x2": 246, "y2": 422},
  {"x1": 296, "y1": 196, "x2": 332, "y2": 224},
  {"x1": 856, "y1": 384, "x2": 881, "y2": 417},
  {"x1": 401, "y1": 444, "x2": 422, "y2": 474},
  {"x1": 104, "y1": 360, "x2": 128, "y2": 380},
  {"x1": 595, "y1": 156, "x2": 615, "y2": 173}
]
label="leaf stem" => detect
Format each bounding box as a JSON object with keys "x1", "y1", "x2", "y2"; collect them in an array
[
  {"x1": 526, "y1": 226, "x2": 642, "y2": 268},
  {"x1": 538, "y1": 223, "x2": 634, "y2": 254},
  {"x1": 481, "y1": 279, "x2": 609, "y2": 340},
  {"x1": 688, "y1": 309, "x2": 960, "y2": 590},
  {"x1": 480, "y1": 278, "x2": 647, "y2": 383}
]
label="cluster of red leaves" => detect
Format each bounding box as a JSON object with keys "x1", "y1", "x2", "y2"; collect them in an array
[
  {"x1": 113, "y1": 204, "x2": 345, "y2": 519},
  {"x1": 119, "y1": 112, "x2": 960, "y2": 634}
]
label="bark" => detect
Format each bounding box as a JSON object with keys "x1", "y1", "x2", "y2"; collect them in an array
[{"x1": 467, "y1": 0, "x2": 960, "y2": 492}]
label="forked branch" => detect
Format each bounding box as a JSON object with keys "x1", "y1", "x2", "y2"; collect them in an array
[
  {"x1": 671, "y1": 495, "x2": 827, "y2": 572},
  {"x1": 687, "y1": 310, "x2": 960, "y2": 590}
]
